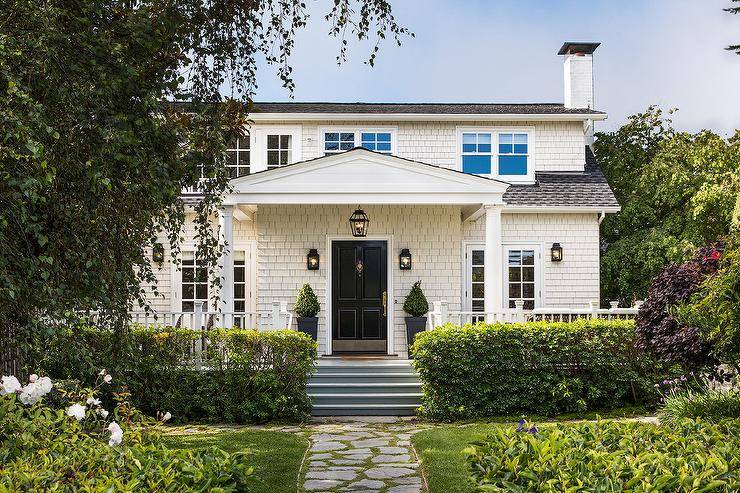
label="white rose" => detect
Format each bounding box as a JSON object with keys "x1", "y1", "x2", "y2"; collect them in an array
[
  {"x1": 162, "y1": 411, "x2": 172, "y2": 422},
  {"x1": 1, "y1": 375, "x2": 22, "y2": 395},
  {"x1": 99, "y1": 369, "x2": 107, "y2": 376},
  {"x1": 86, "y1": 397, "x2": 101, "y2": 406},
  {"x1": 28, "y1": 374, "x2": 38, "y2": 383},
  {"x1": 18, "y1": 376, "x2": 53, "y2": 405},
  {"x1": 107, "y1": 421, "x2": 123, "y2": 446},
  {"x1": 66, "y1": 403, "x2": 86, "y2": 421},
  {"x1": 35, "y1": 377, "x2": 52, "y2": 395},
  {"x1": 98, "y1": 408, "x2": 109, "y2": 418},
  {"x1": 103, "y1": 374, "x2": 112, "y2": 384}
]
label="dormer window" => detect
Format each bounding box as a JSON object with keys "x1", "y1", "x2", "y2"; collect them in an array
[
  {"x1": 498, "y1": 133, "x2": 528, "y2": 176},
  {"x1": 458, "y1": 128, "x2": 535, "y2": 183},
  {"x1": 361, "y1": 132, "x2": 392, "y2": 154},
  {"x1": 461, "y1": 133, "x2": 492, "y2": 174},
  {"x1": 226, "y1": 136, "x2": 250, "y2": 178}
]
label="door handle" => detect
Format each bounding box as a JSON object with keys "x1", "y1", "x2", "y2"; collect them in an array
[{"x1": 382, "y1": 291, "x2": 387, "y2": 317}]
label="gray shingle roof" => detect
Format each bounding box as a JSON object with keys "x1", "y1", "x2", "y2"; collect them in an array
[
  {"x1": 503, "y1": 148, "x2": 619, "y2": 209},
  {"x1": 248, "y1": 101, "x2": 604, "y2": 115}
]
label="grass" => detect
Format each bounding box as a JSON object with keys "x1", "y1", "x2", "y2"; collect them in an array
[
  {"x1": 163, "y1": 427, "x2": 308, "y2": 493},
  {"x1": 412, "y1": 407, "x2": 652, "y2": 493}
]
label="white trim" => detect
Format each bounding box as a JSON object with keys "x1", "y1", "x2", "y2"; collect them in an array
[
  {"x1": 502, "y1": 242, "x2": 543, "y2": 309},
  {"x1": 462, "y1": 242, "x2": 485, "y2": 312},
  {"x1": 317, "y1": 126, "x2": 398, "y2": 155},
  {"x1": 252, "y1": 125, "x2": 303, "y2": 173},
  {"x1": 248, "y1": 112, "x2": 608, "y2": 122},
  {"x1": 232, "y1": 240, "x2": 258, "y2": 313},
  {"x1": 456, "y1": 126, "x2": 536, "y2": 184},
  {"x1": 325, "y1": 235, "x2": 394, "y2": 357}
]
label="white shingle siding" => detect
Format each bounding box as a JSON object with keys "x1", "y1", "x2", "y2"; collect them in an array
[
  {"x1": 463, "y1": 212, "x2": 601, "y2": 308},
  {"x1": 253, "y1": 120, "x2": 586, "y2": 172}
]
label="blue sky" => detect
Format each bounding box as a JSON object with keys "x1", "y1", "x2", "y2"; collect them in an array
[{"x1": 252, "y1": 0, "x2": 740, "y2": 135}]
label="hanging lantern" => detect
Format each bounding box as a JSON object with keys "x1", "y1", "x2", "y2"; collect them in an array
[
  {"x1": 399, "y1": 249, "x2": 412, "y2": 270},
  {"x1": 152, "y1": 243, "x2": 165, "y2": 265},
  {"x1": 349, "y1": 208, "x2": 370, "y2": 237},
  {"x1": 550, "y1": 242, "x2": 563, "y2": 262}
]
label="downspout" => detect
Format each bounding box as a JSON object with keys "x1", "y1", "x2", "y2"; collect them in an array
[{"x1": 598, "y1": 210, "x2": 606, "y2": 224}]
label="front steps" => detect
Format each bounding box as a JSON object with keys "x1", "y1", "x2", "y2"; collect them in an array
[{"x1": 308, "y1": 359, "x2": 422, "y2": 416}]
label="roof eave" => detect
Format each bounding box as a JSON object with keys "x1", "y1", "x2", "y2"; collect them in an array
[{"x1": 247, "y1": 112, "x2": 608, "y2": 122}]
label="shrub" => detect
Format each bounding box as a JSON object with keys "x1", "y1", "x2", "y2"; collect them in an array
[
  {"x1": 294, "y1": 283, "x2": 320, "y2": 317},
  {"x1": 659, "y1": 387, "x2": 740, "y2": 424},
  {"x1": 403, "y1": 280, "x2": 429, "y2": 317},
  {"x1": 32, "y1": 326, "x2": 317, "y2": 423},
  {"x1": 411, "y1": 319, "x2": 675, "y2": 420},
  {"x1": 467, "y1": 419, "x2": 740, "y2": 492},
  {"x1": 0, "y1": 374, "x2": 252, "y2": 491}
]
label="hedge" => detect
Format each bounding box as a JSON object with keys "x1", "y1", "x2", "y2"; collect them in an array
[
  {"x1": 32, "y1": 325, "x2": 317, "y2": 423},
  {"x1": 411, "y1": 319, "x2": 674, "y2": 420},
  {"x1": 467, "y1": 419, "x2": 740, "y2": 492}
]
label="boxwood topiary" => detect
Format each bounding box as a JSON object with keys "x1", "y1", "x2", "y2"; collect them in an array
[
  {"x1": 294, "y1": 283, "x2": 320, "y2": 318},
  {"x1": 403, "y1": 280, "x2": 429, "y2": 317}
]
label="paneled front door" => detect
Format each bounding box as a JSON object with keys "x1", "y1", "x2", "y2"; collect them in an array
[{"x1": 332, "y1": 241, "x2": 388, "y2": 353}]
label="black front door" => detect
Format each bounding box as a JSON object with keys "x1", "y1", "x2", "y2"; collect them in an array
[{"x1": 332, "y1": 241, "x2": 388, "y2": 353}]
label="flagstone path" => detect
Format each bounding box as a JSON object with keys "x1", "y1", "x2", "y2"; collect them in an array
[{"x1": 297, "y1": 418, "x2": 432, "y2": 492}]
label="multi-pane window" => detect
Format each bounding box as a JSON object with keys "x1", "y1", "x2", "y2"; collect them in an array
[
  {"x1": 498, "y1": 133, "x2": 528, "y2": 175},
  {"x1": 469, "y1": 249, "x2": 485, "y2": 323},
  {"x1": 181, "y1": 251, "x2": 208, "y2": 312},
  {"x1": 233, "y1": 251, "x2": 247, "y2": 313},
  {"x1": 361, "y1": 132, "x2": 392, "y2": 153},
  {"x1": 507, "y1": 249, "x2": 535, "y2": 309},
  {"x1": 324, "y1": 132, "x2": 355, "y2": 154},
  {"x1": 461, "y1": 133, "x2": 492, "y2": 174},
  {"x1": 267, "y1": 134, "x2": 292, "y2": 169},
  {"x1": 226, "y1": 136, "x2": 250, "y2": 178}
]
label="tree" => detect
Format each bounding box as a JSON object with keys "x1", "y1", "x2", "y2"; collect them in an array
[
  {"x1": 727, "y1": 0, "x2": 740, "y2": 55},
  {"x1": 595, "y1": 107, "x2": 740, "y2": 305},
  {"x1": 0, "y1": 1, "x2": 410, "y2": 371}
]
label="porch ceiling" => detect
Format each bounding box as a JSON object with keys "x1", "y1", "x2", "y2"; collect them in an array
[{"x1": 224, "y1": 148, "x2": 508, "y2": 205}]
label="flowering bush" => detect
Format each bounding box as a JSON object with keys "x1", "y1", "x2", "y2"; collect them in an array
[
  {"x1": 467, "y1": 419, "x2": 740, "y2": 491},
  {"x1": 0, "y1": 372, "x2": 252, "y2": 491},
  {"x1": 412, "y1": 319, "x2": 675, "y2": 420}
]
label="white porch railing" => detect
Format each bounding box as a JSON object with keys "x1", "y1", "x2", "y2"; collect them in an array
[
  {"x1": 85, "y1": 301, "x2": 294, "y2": 332},
  {"x1": 428, "y1": 300, "x2": 642, "y2": 329}
]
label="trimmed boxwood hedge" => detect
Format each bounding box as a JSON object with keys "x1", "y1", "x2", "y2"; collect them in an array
[
  {"x1": 468, "y1": 419, "x2": 740, "y2": 492},
  {"x1": 411, "y1": 319, "x2": 674, "y2": 420},
  {"x1": 32, "y1": 325, "x2": 317, "y2": 423}
]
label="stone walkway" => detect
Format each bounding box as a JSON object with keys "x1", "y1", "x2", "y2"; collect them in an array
[{"x1": 299, "y1": 417, "x2": 432, "y2": 492}]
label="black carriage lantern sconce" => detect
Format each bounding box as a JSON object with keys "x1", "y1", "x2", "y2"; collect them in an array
[
  {"x1": 152, "y1": 243, "x2": 165, "y2": 265},
  {"x1": 550, "y1": 242, "x2": 563, "y2": 262},
  {"x1": 399, "y1": 249, "x2": 412, "y2": 270},
  {"x1": 349, "y1": 208, "x2": 370, "y2": 237},
  {"x1": 307, "y1": 249, "x2": 320, "y2": 270}
]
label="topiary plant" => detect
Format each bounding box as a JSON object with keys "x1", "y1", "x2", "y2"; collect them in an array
[
  {"x1": 294, "y1": 283, "x2": 320, "y2": 318},
  {"x1": 403, "y1": 280, "x2": 429, "y2": 317}
]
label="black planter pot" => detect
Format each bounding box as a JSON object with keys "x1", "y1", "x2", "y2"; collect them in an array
[
  {"x1": 296, "y1": 316, "x2": 318, "y2": 340},
  {"x1": 405, "y1": 316, "x2": 427, "y2": 357}
]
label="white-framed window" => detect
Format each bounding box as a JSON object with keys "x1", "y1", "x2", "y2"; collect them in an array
[
  {"x1": 251, "y1": 126, "x2": 302, "y2": 173},
  {"x1": 457, "y1": 128, "x2": 535, "y2": 183},
  {"x1": 464, "y1": 244, "x2": 486, "y2": 323},
  {"x1": 226, "y1": 135, "x2": 251, "y2": 178},
  {"x1": 320, "y1": 128, "x2": 397, "y2": 156},
  {"x1": 504, "y1": 245, "x2": 541, "y2": 310},
  {"x1": 266, "y1": 134, "x2": 292, "y2": 169},
  {"x1": 180, "y1": 251, "x2": 209, "y2": 312}
]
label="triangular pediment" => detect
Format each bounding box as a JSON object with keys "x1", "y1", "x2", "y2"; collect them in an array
[{"x1": 227, "y1": 148, "x2": 508, "y2": 204}]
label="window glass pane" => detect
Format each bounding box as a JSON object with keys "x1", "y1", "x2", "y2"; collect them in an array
[
  {"x1": 472, "y1": 284, "x2": 484, "y2": 298},
  {"x1": 267, "y1": 150, "x2": 279, "y2": 165},
  {"x1": 499, "y1": 133, "x2": 513, "y2": 144},
  {"x1": 509, "y1": 284, "x2": 521, "y2": 298},
  {"x1": 478, "y1": 143, "x2": 491, "y2": 153},
  {"x1": 340, "y1": 132, "x2": 354, "y2": 142},
  {"x1": 472, "y1": 300, "x2": 484, "y2": 311},
  {"x1": 234, "y1": 251, "x2": 245, "y2": 262},
  {"x1": 182, "y1": 284, "x2": 194, "y2": 299},
  {"x1": 522, "y1": 250, "x2": 535, "y2": 265},
  {"x1": 182, "y1": 301, "x2": 194, "y2": 312},
  {"x1": 462, "y1": 155, "x2": 491, "y2": 174},
  {"x1": 226, "y1": 150, "x2": 237, "y2": 166},
  {"x1": 325, "y1": 132, "x2": 339, "y2": 141},
  {"x1": 522, "y1": 267, "x2": 534, "y2": 282},
  {"x1": 462, "y1": 143, "x2": 477, "y2": 153},
  {"x1": 462, "y1": 133, "x2": 476, "y2": 145},
  {"x1": 325, "y1": 141, "x2": 339, "y2": 151},
  {"x1": 280, "y1": 151, "x2": 289, "y2": 165},
  {"x1": 376, "y1": 142, "x2": 391, "y2": 151},
  {"x1": 513, "y1": 144, "x2": 528, "y2": 154},
  {"x1": 280, "y1": 135, "x2": 290, "y2": 147},
  {"x1": 514, "y1": 133, "x2": 528, "y2": 144},
  {"x1": 508, "y1": 267, "x2": 521, "y2": 282},
  {"x1": 499, "y1": 155, "x2": 528, "y2": 175},
  {"x1": 362, "y1": 142, "x2": 376, "y2": 151},
  {"x1": 267, "y1": 135, "x2": 278, "y2": 148},
  {"x1": 182, "y1": 251, "x2": 195, "y2": 261},
  {"x1": 234, "y1": 301, "x2": 245, "y2": 312},
  {"x1": 377, "y1": 133, "x2": 391, "y2": 142},
  {"x1": 234, "y1": 267, "x2": 245, "y2": 283},
  {"x1": 523, "y1": 283, "x2": 535, "y2": 298},
  {"x1": 508, "y1": 251, "x2": 522, "y2": 266},
  {"x1": 195, "y1": 267, "x2": 208, "y2": 282},
  {"x1": 524, "y1": 300, "x2": 535, "y2": 310},
  {"x1": 478, "y1": 133, "x2": 491, "y2": 145},
  {"x1": 471, "y1": 267, "x2": 484, "y2": 282},
  {"x1": 340, "y1": 141, "x2": 354, "y2": 150},
  {"x1": 472, "y1": 250, "x2": 484, "y2": 265},
  {"x1": 182, "y1": 268, "x2": 194, "y2": 282},
  {"x1": 234, "y1": 284, "x2": 245, "y2": 299},
  {"x1": 499, "y1": 143, "x2": 513, "y2": 154},
  {"x1": 195, "y1": 284, "x2": 208, "y2": 299},
  {"x1": 227, "y1": 136, "x2": 238, "y2": 148}
]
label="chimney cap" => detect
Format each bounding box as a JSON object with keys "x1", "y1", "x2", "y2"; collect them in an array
[{"x1": 558, "y1": 42, "x2": 600, "y2": 55}]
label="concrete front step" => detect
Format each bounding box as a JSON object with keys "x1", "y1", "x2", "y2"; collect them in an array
[{"x1": 309, "y1": 359, "x2": 422, "y2": 416}]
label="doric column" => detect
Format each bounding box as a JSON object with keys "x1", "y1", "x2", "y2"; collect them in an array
[
  {"x1": 219, "y1": 205, "x2": 234, "y2": 316},
  {"x1": 483, "y1": 204, "x2": 503, "y2": 316}
]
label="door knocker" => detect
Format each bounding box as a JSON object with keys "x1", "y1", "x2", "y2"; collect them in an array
[{"x1": 355, "y1": 260, "x2": 364, "y2": 275}]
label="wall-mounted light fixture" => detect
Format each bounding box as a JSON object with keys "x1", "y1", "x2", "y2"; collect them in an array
[
  {"x1": 307, "y1": 249, "x2": 320, "y2": 270},
  {"x1": 399, "y1": 249, "x2": 412, "y2": 270},
  {"x1": 550, "y1": 242, "x2": 563, "y2": 262},
  {"x1": 349, "y1": 208, "x2": 369, "y2": 237},
  {"x1": 152, "y1": 243, "x2": 165, "y2": 265}
]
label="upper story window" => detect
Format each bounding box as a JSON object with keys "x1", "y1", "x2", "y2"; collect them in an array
[
  {"x1": 267, "y1": 134, "x2": 292, "y2": 169},
  {"x1": 458, "y1": 128, "x2": 534, "y2": 183},
  {"x1": 321, "y1": 128, "x2": 396, "y2": 156},
  {"x1": 226, "y1": 136, "x2": 250, "y2": 178}
]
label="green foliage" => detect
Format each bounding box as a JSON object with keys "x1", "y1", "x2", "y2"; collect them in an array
[
  {"x1": 294, "y1": 283, "x2": 320, "y2": 318},
  {"x1": 411, "y1": 319, "x2": 675, "y2": 420},
  {"x1": 403, "y1": 281, "x2": 429, "y2": 317},
  {"x1": 467, "y1": 419, "x2": 740, "y2": 492},
  {"x1": 0, "y1": 381, "x2": 252, "y2": 491},
  {"x1": 727, "y1": 0, "x2": 740, "y2": 55},
  {"x1": 33, "y1": 326, "x2": 318, "y2": 423},
  {"x1": 595, "y1": 107, "x2": 740, "y2": 305},
  {"x1": 659, "y1": 387, "x2": 740, "y2": 424},
  {"x1": 0, "y1": 0, "x2": 410, "y2": 369}
]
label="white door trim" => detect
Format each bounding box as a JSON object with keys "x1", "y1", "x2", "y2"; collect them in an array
[
  {"x1": 325, "y1": 234, "x2": 394, "y2": 356},
  {"x1": 461, "y1": 241, "x2": 485, "y2": 312},
  {"x1": 502, "y1": 242, "x2": 544, "y2": 309}
]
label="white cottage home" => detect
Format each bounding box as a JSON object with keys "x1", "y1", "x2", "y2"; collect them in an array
[{"x1": 143, "y1": 42, "x2": 620, "y2": 362}]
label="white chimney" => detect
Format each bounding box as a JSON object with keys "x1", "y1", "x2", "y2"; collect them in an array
[{"x1": 559, "y1": 42, "x2": 600, "y2": 109}]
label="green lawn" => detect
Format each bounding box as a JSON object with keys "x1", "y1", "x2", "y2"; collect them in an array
[{"x1": 163, "y1": 428, "x2": 308, "y2": 493}]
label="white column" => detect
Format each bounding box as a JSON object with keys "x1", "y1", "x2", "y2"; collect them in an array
[
  {"x1": 483, "y1": 204, "x2": 503, "y2": 317},
  {"x1": 219, "y1": 205, "x2": 235, "y2": 318}
]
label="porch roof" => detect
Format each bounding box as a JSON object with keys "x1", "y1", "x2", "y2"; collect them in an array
[{"x1": 225, "y1": 147, "x2": 509, "y2": 205}]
